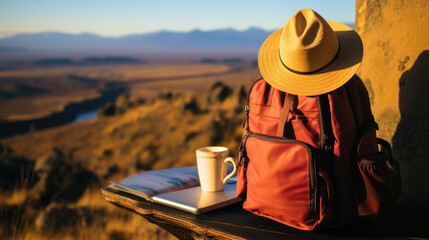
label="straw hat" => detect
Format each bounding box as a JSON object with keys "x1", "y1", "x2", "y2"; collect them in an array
[{"x1": 258, "y1": 8, "x2": 363, "y2": 96}]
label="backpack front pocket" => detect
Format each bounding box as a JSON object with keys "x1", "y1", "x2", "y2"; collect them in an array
[{"x1": 240, "y1": 133, "x2": 333, "y2": 230}]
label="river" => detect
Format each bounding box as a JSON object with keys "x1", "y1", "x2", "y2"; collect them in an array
[
  {"x1": 71, "y1": 109, "x2": 98, "y2": 123},
  {"x1": 0, "y1": 86, "x2": 126, "y2": 138}
]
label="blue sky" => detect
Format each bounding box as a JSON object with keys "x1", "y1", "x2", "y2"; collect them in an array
[{"x1": 0, "y1": 0, "x2": 355, "y2": 38}]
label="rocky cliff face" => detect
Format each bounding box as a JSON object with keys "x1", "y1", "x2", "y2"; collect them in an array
[{"x1": 356, "y1": 0, "x2": 429, "y2": 207}]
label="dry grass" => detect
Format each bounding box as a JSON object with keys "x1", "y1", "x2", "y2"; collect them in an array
[
  {"x1": 0, "y1": 165, "x2": 38, "y2": 240},
  {"x1": 0, "y1": 189, "x2": 27, "y2": 206}
]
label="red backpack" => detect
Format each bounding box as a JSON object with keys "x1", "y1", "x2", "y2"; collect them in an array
[{"x1": 236, "y1": 75, "x2": 399, "y2": 231}]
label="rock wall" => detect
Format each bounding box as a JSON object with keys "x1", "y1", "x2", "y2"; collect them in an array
[{"x1": 355, "y1": 0, "x2": 429, "y2": 207}]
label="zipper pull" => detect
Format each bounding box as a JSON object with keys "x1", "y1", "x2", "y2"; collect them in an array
[
  {"x1": 238, "y1": 132, "x2": 251, "y2": 170},
  {"x1": 242, "y1": 105, "x2": 250, "y2": 129},
  {"x1": 238, "y1": 149, "x2": 250, "y2": 170}
]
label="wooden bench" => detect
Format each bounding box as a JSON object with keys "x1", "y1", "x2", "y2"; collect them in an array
[{"x1": 101, "y1": 187, "x2": 428, "y2": 239}]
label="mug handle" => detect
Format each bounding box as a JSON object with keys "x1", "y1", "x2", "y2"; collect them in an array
[{"x1": 223, "y1": 157, "x2": 237, "y2": 184}]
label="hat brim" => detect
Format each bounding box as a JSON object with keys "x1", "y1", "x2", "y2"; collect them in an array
[{"x1": 258, "y1": 21, "x2": 363, "y2": 96}]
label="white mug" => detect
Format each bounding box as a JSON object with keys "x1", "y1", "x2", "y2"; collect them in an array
[{"x1": 196, "y1": 146, "x2": 237, "y2": 192}]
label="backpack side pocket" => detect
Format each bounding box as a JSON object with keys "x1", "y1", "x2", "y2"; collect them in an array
[{"x1": 356, "y1": 138, "x2": 399, "y2": 216}]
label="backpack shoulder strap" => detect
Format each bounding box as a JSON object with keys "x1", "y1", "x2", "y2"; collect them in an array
[
  {"x1": 317, "y1": 94, "x2": 334, "y2": 150},
  {"x1": 277, "y1": 93, "x2": 295, "y2": 137}
]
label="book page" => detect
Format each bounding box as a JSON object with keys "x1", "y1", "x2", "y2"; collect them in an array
[{"x1": 109, "y1": 166, "x2": 199, "y2": 200}]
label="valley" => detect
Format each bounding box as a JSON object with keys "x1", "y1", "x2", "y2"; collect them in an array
[{"x1": 0, "y1": 59, "x2": 259, "y2": 239}]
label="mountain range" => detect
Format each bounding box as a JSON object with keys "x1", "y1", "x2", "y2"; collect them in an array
[
  {"x1": 0, "y1": 27, "x2": 273, "y2": 53},
  {"x1": 0, "y1": 24, "x2": 354, "y2": 54}
]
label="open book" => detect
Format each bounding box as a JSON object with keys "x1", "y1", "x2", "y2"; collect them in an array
[
  {"x1": 108, "y1": 166, "x2": 241, "y2": 214},
  {"x1": 109, "y1": 166, "x2": 200, "y2": 201}
]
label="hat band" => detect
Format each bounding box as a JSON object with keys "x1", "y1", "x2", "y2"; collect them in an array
[{"x1": 279, "y1": 43, "x2": 341, "y2": 75}]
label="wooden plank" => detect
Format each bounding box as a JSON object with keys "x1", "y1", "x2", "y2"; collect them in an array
[
  {"x1": 101, "y1": 187, "x2": 429, "y2": 239},
  {"x1": 102, "y1": 187, "x2": 334, "y2": 239}
]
